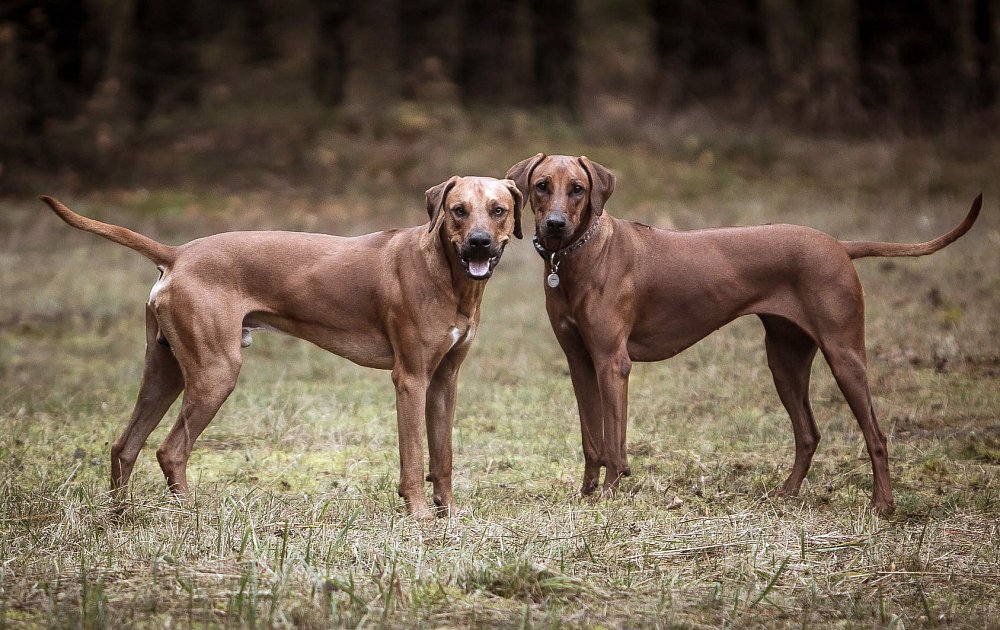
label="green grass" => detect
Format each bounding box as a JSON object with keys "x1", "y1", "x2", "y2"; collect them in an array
[{"x1": 1, "y1": 133, "x2": 999, "y2": 627}]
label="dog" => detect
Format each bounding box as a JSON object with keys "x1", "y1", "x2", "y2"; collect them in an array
[
  {"x1": 506, "y1": 153, "x2": 981, "y2": 515},
  {"x1": 41, "y1": 175, "x2": 523, "y2": 518}
]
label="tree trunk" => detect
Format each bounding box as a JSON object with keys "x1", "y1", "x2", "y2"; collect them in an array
[
  {"x1": 102, "y1": 0, "x2": 134, "y2": 85},
  {"x1": 311, "y1": 0, "x2": 353, "y2": 107},
  {"x1": 242, "y1": 0, "x2": 277, "y2": 64},
  {"x1": 649, "y1": 0, "x2": 692, "y2": 110},
  {"x1": 399, "y1": 0, "x2": 455, "y2": 101},
  {"x1": 950, "y1": 0, "x2": 976, "y2": 119},
  {"x1": 131, "y1": 0, "x2": 202, "y2": 123},
  {"x1": 812, "y1": 0, "x2": 863, "y2": 130},
  {"x1": 992, "y1": 0, "x2": 1000, "y2": 110},
  {"x1": 342, "y1": 0, "x2": 400, "y2": 109},
  {"x1": 761, "y1": 0, "x2": 807, "y2": 115},
  {"x1": 458, "y1": 0, "x2": 517, "y2": 106},
  {"x1": 530, "y1": 0, "x2": 578, "y2": 113}
]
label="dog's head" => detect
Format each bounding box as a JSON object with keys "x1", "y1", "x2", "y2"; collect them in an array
[
  {"x1": 505, "y1": 153, "x2": 615, "y2": 250},
  {"x1": 425, "y1": 176, "x2": 523, "y2": 280}
]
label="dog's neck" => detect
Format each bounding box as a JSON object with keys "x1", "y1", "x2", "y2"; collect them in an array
[
  {"x1": 537, "y1": 209, "x2": 613, "y2": 290},
  {"x1": 422, "y1": 227, "x2": 486, "y2": 320},
  {"x1": 534, "y1": 213, "x2": 602, "y2": 260}
]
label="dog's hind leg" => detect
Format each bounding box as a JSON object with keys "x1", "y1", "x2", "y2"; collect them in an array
[
  {"x1": 110, "y1": 306, "x2": 184, "y2": 505},
  {"x1": 155, "y1": 358, "x2": 242, "y2": 500},
  {"x1": 153, "y1": 311, "x2": 243, "y2": 502},
  {"x1": 822, "y1": 339, "x2": 894, "y2": 515},
  {"x1": 761, "y1": 315, "x2": 820, "y2": 499}
]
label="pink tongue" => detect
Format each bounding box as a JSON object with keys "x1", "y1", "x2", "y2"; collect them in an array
[{"x1": 468, "y1": 259, "x2": 491, "y2": 277}]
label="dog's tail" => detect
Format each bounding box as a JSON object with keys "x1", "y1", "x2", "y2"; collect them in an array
[
  {"x1": 39, "y1": 196, "x2": 177, "y2": 267},
  {"x1": 842, "y1": 193, "x2": 982, "y2": 260}
]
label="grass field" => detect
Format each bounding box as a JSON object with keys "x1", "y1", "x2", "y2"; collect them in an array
[{"x1": 1, "y1": 130, "x2": 999, "y2": 627}]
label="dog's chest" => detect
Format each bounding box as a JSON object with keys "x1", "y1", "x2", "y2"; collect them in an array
[{"x1": 446, "y1": 318, "x2": 476, "y2": 351}]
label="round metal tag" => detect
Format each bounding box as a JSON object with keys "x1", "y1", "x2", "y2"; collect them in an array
[{"x1": 547, "y1": 273, "x2": 560, "y2": 288}]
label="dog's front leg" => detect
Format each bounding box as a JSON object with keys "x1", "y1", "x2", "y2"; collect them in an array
[
  {"x1": 593, "y1": 345, "x2": 633, "y2": 497},
  {"x1": 554, "y1": 327, "x2": 604, "y2": 496},
  {"x1": 424, "y1": 352, "x2": 465, "y2": 516},
  {"x1": 392, "y1": 365, "x2": 434, "y2": 519}
]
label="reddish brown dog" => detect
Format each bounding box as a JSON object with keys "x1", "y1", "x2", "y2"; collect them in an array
[
  {"x1": 41, "y1": 176, "x2": 522, "y2": 519},
  {"x1": 506, "y1": 153, "x2": 981, "y2": 514}
]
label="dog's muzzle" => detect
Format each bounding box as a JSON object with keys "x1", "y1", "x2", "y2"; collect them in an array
[
  {"x1": 538, "y1": 227, "x2": 572, "y2": 250},
  {"x1": 456, "y1": 238, "x2": 504, "y2": 280},
  {"x1": 539, "y1": 212, "x2": 576, "y2": 248}
]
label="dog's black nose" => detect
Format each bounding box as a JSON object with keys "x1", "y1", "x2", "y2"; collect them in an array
[
  {"x1": 468, "y1": 229, "x2": 492, "y2": 249},
  {"x1": 545, "y1": 215, "x2": 566, "y2": 231}
]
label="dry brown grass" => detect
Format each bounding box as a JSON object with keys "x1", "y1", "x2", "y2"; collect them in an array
[{"x1": 1, "y1": 128, "x2": 998, "y2": 627}]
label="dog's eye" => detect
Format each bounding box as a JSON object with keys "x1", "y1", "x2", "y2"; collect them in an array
[
  {"x1": 451, "y1": 206, "x2": 466, "y2": 218},
  {"x1": 535, "y1": 181, "x2": 547, "y2": 193},
  {"x1": 572, "y1": 184, "x2": 584, "y2": 195},
  {"x1": 492, "y1": 206, "x2": 506, "y2": 217}
]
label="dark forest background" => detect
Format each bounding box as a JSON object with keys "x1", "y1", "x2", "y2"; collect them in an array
[{"x1": 2, "y1": 0, "x2": 999, "y2": 194}]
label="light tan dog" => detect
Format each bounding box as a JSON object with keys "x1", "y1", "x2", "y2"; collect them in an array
[
  {"x1": 506, "y1": 153, "x2": 981, "y2": 514},
  {"x1": 41, "y1": 176, "x2": 522, "y2": 518}
]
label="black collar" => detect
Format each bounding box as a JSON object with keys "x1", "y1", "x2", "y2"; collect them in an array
[{"x1": 531, "y1": 214, "x2": 602, "y2": 261}]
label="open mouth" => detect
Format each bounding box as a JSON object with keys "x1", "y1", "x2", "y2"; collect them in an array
[{"x1": 457, "y1": 244, "x2": 504, "y2": 280}]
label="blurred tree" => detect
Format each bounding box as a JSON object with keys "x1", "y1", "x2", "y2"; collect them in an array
[
  {"x1": 0, "y1": 1, "x2": 102, "y2": 131},
  {"x1": 650, "y1": 0, "x2": 763, "y2": 112},
  {"x1": 762, "y1": 0, "x2": 863, "y2": 130},
  {"x1": 650, "y1": 0, "x2": 691, "y2": 110},
  {"x1": 857, "y1": 0, "x2": 983, "y2": 129},
  {"x1": 530, "y1": 0, "x2": 578, "y2": 113},
  {"x1": 813, "y1": 0, "x2": 863, "y2": 130},
  {"x1": 4, "y1": 0, "x2": 1000, "y2": 182},
  {"x1": 241, "y1": 0, "x2": 278, "y2": 64},
  {"x1": 458, "y1": 0, "x2": 520, "y2": 107},
  {"x1": 399, "y1": 0, "x2": 455, "y2": 101},
  {"x1": 131, "y1": 0, "x2": 203, "y2": 123},
  {"x1": 992, "y1": 0, "x2": 1000, "y2": 108},
  {"x1": 342, "y1": 0, "x2": 400, "y2": 110},
  {"x1": 311, "y1": 0, "x2": 353, "y2": 106},
  {"x1": 978, "y1": 0, "x2": 1000, "y2": 109}
]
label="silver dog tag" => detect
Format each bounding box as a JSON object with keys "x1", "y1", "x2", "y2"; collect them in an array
[{"x1": 547, "y1": 273, "x2": 560, "y2": 288}]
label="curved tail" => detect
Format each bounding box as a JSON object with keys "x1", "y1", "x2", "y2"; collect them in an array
[
  {"x1": 842, "y1": 194, "x2": 982, "y2": 259},
  {"x1": 39, "y1": 196, "x2": 177, "y2": 267}
]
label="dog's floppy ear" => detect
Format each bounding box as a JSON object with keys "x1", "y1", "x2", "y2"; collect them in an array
[
  {"x1": 578, "y1": 156, "x2": 615, "y2": 216},
  {"x1": 501, "y1": 178, "x2": 524, "y2": 239},
  {"x1": 505, "y1": 153, "x2": 546, "y2": 205},
  {"x1": 425, "y1": 176, "x2": 460, "y2": 233}
]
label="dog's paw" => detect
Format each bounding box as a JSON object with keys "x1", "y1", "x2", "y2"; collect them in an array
[
  {"x1": 408, "y1": 505, "x2": 436, "y2": 521},
  {"x1": 432, "y1": 494, "x2": 455, "y2": 517}
]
